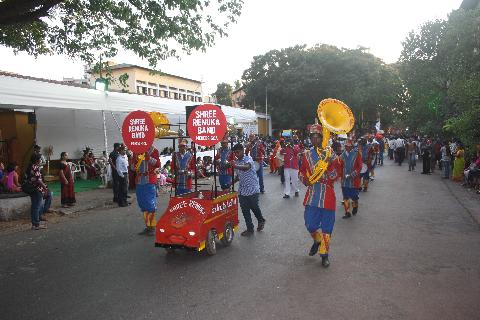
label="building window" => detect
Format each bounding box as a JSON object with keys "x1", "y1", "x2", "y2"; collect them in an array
[{"x1": 174, "y1": 93, "x2": 178, "y2": 100}]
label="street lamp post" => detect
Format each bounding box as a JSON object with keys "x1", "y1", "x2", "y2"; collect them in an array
[{"x1": 265, "y1": 86, "x2": 268, "y2": 136}]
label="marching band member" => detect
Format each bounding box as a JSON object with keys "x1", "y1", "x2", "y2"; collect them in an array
[
  {"x1": 281, "y1": 139, "x2": 300, "y2": 198},
  {"x1": 360, "y1": 137, "x2": 375, "y2": 192},
  {"x1": 340, "y1": 139, "x2": 362, "y2": 219},
  {"x1": 215, "y1": 136, "x2": 235, "y2": 190},
  {"x1": 299, "y1": 121, "x2": 342, "y2": 268},
  {"x1": 134, "y1": 145, "x2": 161, "y2": 236},
  {"x1": 171, "y1": 138, "x2": 195, "y2": 195}
]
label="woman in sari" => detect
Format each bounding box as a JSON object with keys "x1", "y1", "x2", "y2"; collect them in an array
[
  {"x1": 452, "y1": 144, "x2": 465, "y2": 182},
  {"x1": 59, "y1": 152, "x2": 76, "y2": 207}
]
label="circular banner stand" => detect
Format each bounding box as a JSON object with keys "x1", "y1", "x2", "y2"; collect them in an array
[
  {"x1": 122, "y1": 110, "x2": 155, "y2": 153},
  {"x1": 187, "y1": 104, "x2": 227, "y2": 147}
]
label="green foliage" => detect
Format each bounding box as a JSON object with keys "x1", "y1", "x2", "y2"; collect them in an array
[
  {"x1": 0, "y1": 0, "x2": 243, "y2": 67},
  {"x1": 214, "y1": 82, "x2": 233, "y2": 106},
  {"x1": 242, "y1": 45, "x2": 403, "y2": 131},
  {"x1": 399, "y1": 8, "x2": 480, "y2": 151},
  {"x1": 118, "y1": 73, "x2": 130, "y2": 91},
  {"x1": 234, "y1": 80, "x2": 242, "y2": 90}
]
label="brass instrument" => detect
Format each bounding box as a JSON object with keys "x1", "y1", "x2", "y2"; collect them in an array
[
  {"x1": 308, "y1": 98, "x2": 355, "y2": 184},
  {"x1": 150, "y1": 112, "x2": 179, "y2": 138}
]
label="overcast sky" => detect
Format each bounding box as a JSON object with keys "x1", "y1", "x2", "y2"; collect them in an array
[{"x1": 0, "y1": 0, "x2": 463, "y2": 94}]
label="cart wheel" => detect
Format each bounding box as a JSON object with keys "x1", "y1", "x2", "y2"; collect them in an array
[
  {"x1": 165, "y1": 247, "x2": 175, "y2": 254},
  {"x1": 205, "y1": 230, "x2": 217, "y2": 255},
  {"x1": 221, "y1": 223, "x2": 234, "y2": 246}
]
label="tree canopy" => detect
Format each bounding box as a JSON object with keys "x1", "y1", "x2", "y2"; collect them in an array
[
  {"x1": 0, "y1": 0, "x2": 243, "y2": 66},
  {"x1": 399, "y1": 8, "x2": 480, "y2": 151},
  {"x1": 213, "y1": 82, "x2": 233, "y2": 106},
  {"x1": 241, "y1": 45, "x2": 403, "y2": 132}
]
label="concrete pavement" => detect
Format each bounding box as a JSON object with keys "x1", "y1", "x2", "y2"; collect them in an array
[{"x1": 0, "y1": 160, "x2": 479, "y2": 320}]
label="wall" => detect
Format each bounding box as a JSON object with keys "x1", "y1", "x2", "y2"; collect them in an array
[
  {"x1": 257, "y1": 118, "x2": 270, "y2": 137},
  {"x1": 14, "y1": 112, "x2": 35, "y2": 171},
  {"x1": 0, "y1": 111, "x2": 35, "y2": 172},
  {"x1": 89, "y1": 67, "x2": 202, "y2": 94}
]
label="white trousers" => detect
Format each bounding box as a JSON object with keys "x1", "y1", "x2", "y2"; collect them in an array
[{"x1": 284, "y1": 168, "x2": 299, "y2": 196}]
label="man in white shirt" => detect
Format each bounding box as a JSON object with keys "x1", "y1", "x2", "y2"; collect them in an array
[
  {"x1": 388, "y1": 138, "x2": 396, "y2": 160},
  {"x1": 395, "y1": 136, "x2": 406, "y2": 165},
  {"x1": 116, "y1": 145, "x2": 129, "y2": 207}
]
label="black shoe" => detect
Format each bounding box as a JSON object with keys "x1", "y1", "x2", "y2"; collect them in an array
[
  {"x1": 146, "y1": 227, "x2": 155, "y2": 236},
  {"x1": 342, "y1": 212, "x2": 352, "y2": 219},
  {"x1": 241, "y1": 229, "x2": 254, "y2": 236},
  {"x1": 283, "y1": 194, "x2": 290, "y2": 199},
  {"x1": 309, "y1": 241, "x2": 320, "y2": 256},
  {"x1": 257, "y1": 220, "x2": 266, "y2": 231},
  {"x1": 294, "y1": 191, "x2": 299, "y2": 197},
  {"x1": 119, "y1": 203, "x2": 128, "y2": 207},
  {"x1": 321, "y1": 256, "x2": 330, "y2": 268},
  {"x1": 260, "y1": 190, "x2": 265, "y2": 194},
  {"x1": 352, "y1": 207, "x2": 358, "y2": 215},
  {"x1": 363, "y1": 188, "x2": 368, "y2": 192},
  {"x1": 113, "y1": 198, "x2": 118, "y2": 203}
]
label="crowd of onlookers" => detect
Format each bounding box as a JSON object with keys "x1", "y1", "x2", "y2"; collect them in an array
[{"x1": 385, "y1": 135, "x2": 480, "y2": 193}]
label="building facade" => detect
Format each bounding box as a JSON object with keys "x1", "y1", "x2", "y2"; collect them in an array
[
  {"x1": 231, "y1": 87, "x2": 245, "y2": 108},
  {"x1": 89, "y1": 63, "x2": 203, "y2": 103}
]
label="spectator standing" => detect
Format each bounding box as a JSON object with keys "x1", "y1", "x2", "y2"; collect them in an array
[
  {"x1": 27, "y1": 154, "x2": 52, "y2": 230},
  {"x1": 452, "y1": 144, "x2": 465, "y2": 182},
  {"x1": 116, "y1": 145, "x2": 129, "y2": 207},
  {"x1": 440, "y1": 142, "x2": 451, "y2": 179},
  {"x1": 421, "y1": 140, "x2": 432, "y2": 174},
  {"x1": 406, "y1": 138, "x2": 417, "y2": 171},
  {"x1": 388, "y1": 137, "x2": 395, "y2": 160},
  {"x1": 231, "y1": 143, "x2": 266, "y2": 236},
  {"x1": 59, "y1": 152, "x2": 76, "y2": 207},
  {"x1": 395, "y1": 136, "x2": 406, "y2": 165},
  {"x1": 433, "y1": 140, "x2": 442, "y2": 172},
  {"x1": 109, "y1": 143, "x2": 120, "y2": 203}
]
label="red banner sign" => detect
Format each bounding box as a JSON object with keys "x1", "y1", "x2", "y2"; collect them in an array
[
  {"x1": 187, "y1": 104, "x2": 227, "y2": 147},
  {"x1": 122, "y1": 110, "x2": 155, "y2": 153}
]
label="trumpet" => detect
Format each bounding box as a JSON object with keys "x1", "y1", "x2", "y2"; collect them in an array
[{"x1": 307, "y1": 98, "x2": 355, "y2": 185}]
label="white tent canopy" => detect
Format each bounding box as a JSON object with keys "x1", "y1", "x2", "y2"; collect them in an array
[{"x1": 0, "y1": 74, "x2": 258, "y2": 159}]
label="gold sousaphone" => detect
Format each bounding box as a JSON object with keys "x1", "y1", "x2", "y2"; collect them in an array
[
  {"x1": 307, "y1": 98, "x2": 355, "y2": 184},
  {"x1": 150, "y1": 112, "x2": 179, "y2": 138}
]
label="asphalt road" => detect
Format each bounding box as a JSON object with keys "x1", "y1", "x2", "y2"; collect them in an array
[{"x1": 1, "y1": 160, "x2": 480, "y2": 320}]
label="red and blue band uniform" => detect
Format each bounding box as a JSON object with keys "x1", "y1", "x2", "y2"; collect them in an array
[
  {"x1": 299, "y1": 147, "x2": 342, "y2": 257},
  {"x1": 133, "y1": 146, "x2": 161, "y2": 230},
  {"x1": 171, "y1": 151, "x2": 196, "y2": 195},
  {"x1": 215, "y1": 146, "x2": 235, "y2": 190},
  {"x1": 360, "y1": 144, "x2": 375, "y2": 191},
  {"x1": 340, "y1": 148, "x2": 362, "y2": 216}
]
